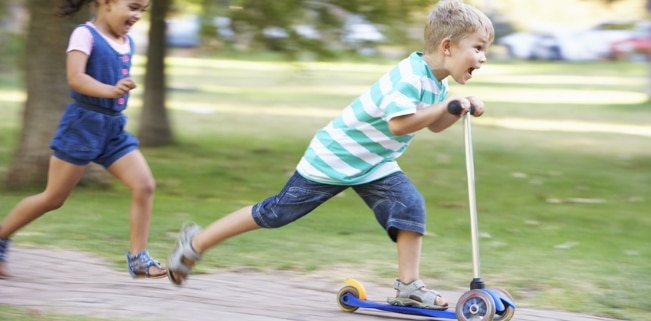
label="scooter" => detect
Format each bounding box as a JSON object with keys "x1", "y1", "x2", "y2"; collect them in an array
[{"x1": 336, "y1": 101, "x2": 516, "y2": 321}]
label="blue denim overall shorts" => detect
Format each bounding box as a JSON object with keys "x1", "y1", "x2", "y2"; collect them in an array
[{"x1": 50, "y1": 24, "x2": 139, "y2": 168}]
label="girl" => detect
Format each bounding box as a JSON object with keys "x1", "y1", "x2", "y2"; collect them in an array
[{"x1": 0, "y1": 0, "x2": 166, "y2": 279}]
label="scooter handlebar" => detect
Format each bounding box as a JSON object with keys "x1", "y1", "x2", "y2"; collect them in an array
[{"x1": 447, "y1": 100, "x2": 475, "y2": 115}]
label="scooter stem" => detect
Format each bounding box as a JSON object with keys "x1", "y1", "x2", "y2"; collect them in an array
[{"x1": 462, "y1": 109, "x2": 484, "y2": 290}]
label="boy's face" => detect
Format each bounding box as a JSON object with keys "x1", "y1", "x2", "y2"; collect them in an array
[{"x1": 447, "y1": 30, "x2": 490, "y2": 85}]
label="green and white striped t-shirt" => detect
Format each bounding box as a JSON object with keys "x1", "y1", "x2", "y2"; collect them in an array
[{"x1": 296, "y1": 51, "x2": 448, "y2": 185}]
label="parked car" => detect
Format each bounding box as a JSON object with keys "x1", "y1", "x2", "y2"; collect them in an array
[
  {"x1": 164, "y1": 15, "x2": 236, "y2": 48},
  {"x1": 340, "y1": 14, "x2": 386, "y2": 55},
  {"x1": 609, "y1": 20, "x2": 651, "y2": 61},
  {"x1": 166, "y1": 15, "x2": 201, "y2": 47},
  {"x1": 500, "y1": 30, "x2": 565, "y2": 60},
  {"x1": 499, "y1": 19, "x2": 637, "y2": 61}
]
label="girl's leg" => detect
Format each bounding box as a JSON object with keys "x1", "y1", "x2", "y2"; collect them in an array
[
  {"x1": 107, "y1": 149, "x2": 164, "y2": 277},
  {"x1": 0, "y1": 156, "x2": 86, "y2": 277},
  {"x1": 107, "y1": 149, "x2": 154, "y2": 254}
]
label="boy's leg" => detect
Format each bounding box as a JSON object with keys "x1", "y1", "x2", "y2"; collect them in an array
[
  {"x1": 168, "y1": 205, "x2": 259, "y2": 284},
  {"x1": 168, "y1": 171, "x2": 346, "y2": 285},
  {"x1": 395, "y1": 229, "x2": 447, "y2": 307},
  {"x1": 396, "y1": 229, "x2": 422, "y2": 284},
  {"x1": 354, "y1": 172, "x2": 448, "y2": 308},
  {"x1": 0, "y1": 156, "x2": 86, "y2": 278},
  {"x1": 192, "y1": 205, "x2": 259, "y2": 254},
  {"x1": 107, "y1": 149, "x2": 165, "y2": 278}
]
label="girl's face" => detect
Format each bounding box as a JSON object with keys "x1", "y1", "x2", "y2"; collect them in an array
[
  {"x1": 447, "y1": 30, "x2": 490, "y2": 85},
  {"x1": 100, "y1": 0, "x2": 149, "y2": 39}
]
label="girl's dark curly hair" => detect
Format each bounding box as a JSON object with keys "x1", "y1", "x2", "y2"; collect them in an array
[{"x1": 58, "y1": 0, "x2": 96, "y2": 17}]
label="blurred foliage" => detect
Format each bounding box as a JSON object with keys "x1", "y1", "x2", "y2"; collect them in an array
[
  {"x1": 0, "y1": 0, "x2": 25, "y2": 72},
  {"x1": 180, "y1": 0, "x2": 438, "y2": 58}
]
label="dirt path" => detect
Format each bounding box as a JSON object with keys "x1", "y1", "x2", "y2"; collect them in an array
[{"x1": 1, "y1": 247, "x2": 623, "y2": 321}]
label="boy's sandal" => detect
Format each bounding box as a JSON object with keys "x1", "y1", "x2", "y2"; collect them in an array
[
  {"x1": 167, "y1": 222, "x2": 203, "y2": 286},
  {"x1": 387, "y1": 279, "x2": 449, "y2": 310},
  {"x1": 0, "y1": 238, "x2": 10, "y2": 279},
  {"x1": 126, "y1": 250, "x2": 166, "y2": 279}
]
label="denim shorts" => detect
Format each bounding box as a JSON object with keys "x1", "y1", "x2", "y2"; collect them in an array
[
  {"x1": 49, "y1": 104, "x2": 139, "y2": 167},
  {"x1": 252, "y1": 171, "x2": 426, "y2": 242}
]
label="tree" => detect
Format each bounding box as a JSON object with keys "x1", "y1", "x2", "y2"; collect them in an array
[
  {"x1": 138, "y1": 0, "x2": 174, "y2": 146},
  {"x1": 6, "y1": 1, "x2": 116, "y2": 189},
  {"x1": 5, "y1": 0, "x2": 72, "y2": 189}
]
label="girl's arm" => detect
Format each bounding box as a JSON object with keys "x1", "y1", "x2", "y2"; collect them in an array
[{"x1": 66, "y1": 50, "x2": 134, "y2": 99}]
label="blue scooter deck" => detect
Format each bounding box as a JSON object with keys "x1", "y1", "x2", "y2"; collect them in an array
[{"x1": 340, "y1": 293, "x2": 458, "y2": 319}]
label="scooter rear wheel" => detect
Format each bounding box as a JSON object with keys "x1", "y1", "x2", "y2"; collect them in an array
[
  {"x1": 455, "y1": 289, "x2": 496, "y2": 321},
  {"x1": 337, "y1": 285, "x2": 360, "y2": 312}
]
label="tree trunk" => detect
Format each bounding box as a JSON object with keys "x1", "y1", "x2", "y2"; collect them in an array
[
  {"x1": 5, "y1": 0, "x2": 70, "y2": 189},
  {"x1": 5, "y1": 0, "x2": 111, "y2": 189},
  {"x1": 647, "y1": 0, "x2": 651, "y2": 100},
  {"x1": 138, "y1": 0, "x2": 173, "y2": 146}
]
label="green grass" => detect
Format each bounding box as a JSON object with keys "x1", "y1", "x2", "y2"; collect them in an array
[
  {"x1": 0, "y1": 58, "x2": 650, "y2": 320},
  {"x1": 0, "y1": 306, "x2": 138, "y2": 321}
]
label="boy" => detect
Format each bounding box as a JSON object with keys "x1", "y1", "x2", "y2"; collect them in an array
[{"x1": 167, "y1": 0, "x2": 494, "y2": 309}]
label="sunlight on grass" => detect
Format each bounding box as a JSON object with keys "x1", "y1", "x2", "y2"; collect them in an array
[
  {"x1": 483, "y1": 75, "x2": 647, "y2": 86},
  {"x1": 476, "y1": 117, "x2": 651, "y2": 138},
  {"x1": 165, "y1": 100, "x2": 340, "y2": 118},
  {"x1": 149, "y1": 97, "x2": 651, "y2": 140},
  {"x1": 1, "y1": 59, "x2": 650, "y2": 321},
  {"x1": 0, "y1": 90, "x2": 25, "y2": 103},
  {"x1": 452, "y1": 87, "x2": 647, "y2": 105},
  {"x1": 160, "y1": 56, "x2": 394, "y2": 73}
]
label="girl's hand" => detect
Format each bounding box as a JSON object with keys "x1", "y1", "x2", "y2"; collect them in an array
[{"x1": 112, "y1": 78, "x2": 136, "y2": 97}]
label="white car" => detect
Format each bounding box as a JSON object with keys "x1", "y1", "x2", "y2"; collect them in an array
[
  {"x1": 499, "y1": 20, "x2": 637, "y2": 61},
  {"x1": 341, "y1": 14, "x2": 386, "y2": 55}
]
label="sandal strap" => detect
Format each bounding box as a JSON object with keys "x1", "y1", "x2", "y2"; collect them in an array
[
  {"x1": 394, "y1": 279, "x2": 441, "y2": 302},
  {"x1": 394, "y1": 279, "x2": 426, "y2": 295},
  {"x1": 127, "y1": 250, "x2": 163, "y2": 278},
  {"x1": 0, "y1": 238, "x2": 10, "y2": 262}
]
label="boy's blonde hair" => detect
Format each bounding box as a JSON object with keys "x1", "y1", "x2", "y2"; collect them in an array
[{"x1": 423, "y1": 0, "x2": 495, "y2": 53}]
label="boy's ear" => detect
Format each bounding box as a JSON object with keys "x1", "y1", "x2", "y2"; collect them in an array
[{"x1": 441, "y1": 38, "x2": 452, "y2": 56}]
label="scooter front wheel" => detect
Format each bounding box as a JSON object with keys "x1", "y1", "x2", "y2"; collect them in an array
[
  {"x1": 491, "y1": 288, "x2": 515, "y2": 321},
  {"x1": 337, "y1": 286, "x2": 360, "y2": 312},
  {"x1": 455, "y1": 289, "x2": 496, "y2": 321}
]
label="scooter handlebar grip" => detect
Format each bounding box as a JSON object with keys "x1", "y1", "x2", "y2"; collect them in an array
[{"x1": 447, "y1": 100, "x2": 475, "y2": 115}]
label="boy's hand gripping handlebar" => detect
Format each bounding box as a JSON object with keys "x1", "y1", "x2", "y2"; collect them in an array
[{"x1": 447, "y1": 100, "x2": 475, "y2": 116}]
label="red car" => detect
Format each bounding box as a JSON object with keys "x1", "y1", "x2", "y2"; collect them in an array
[{"x1": 609, "y1": 20, "x2": 651, "y2": 61}]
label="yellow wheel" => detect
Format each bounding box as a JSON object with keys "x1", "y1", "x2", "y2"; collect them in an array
[
  {"x1": 337, "y1": 285, "x2": 360, "y2": 313},
  {"x1": 456, "y1": 289, "x2": 496, "y2": 321},
  {"x1": 492, "y1": 288, "x2": 515, "y2": 321},
  {"x1": 343, "y1": 278, "x2": 367, "y2": 300}
]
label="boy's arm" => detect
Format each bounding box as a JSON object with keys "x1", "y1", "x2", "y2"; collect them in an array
[
  {"x1": 388, "y1": 96, "x2": 479, "y2": 135},
  {"x1": 428, "y1": 96, "x2": 484, "y2": 132},
  {"x1": 388, "y1": 102, "x2": 449, "y2": 136}
]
